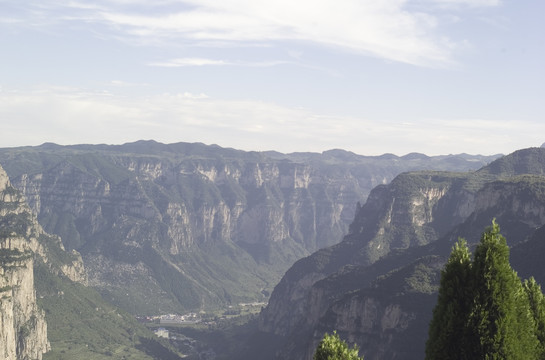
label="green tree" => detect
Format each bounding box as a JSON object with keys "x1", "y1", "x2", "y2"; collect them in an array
[
  {"x1": 469, "y1": 220, "x2": 539, "y2": 359},
  {"x1": 426, "y1": 220, "x2": 544, "y2": 360},
  {"x1": 314, "y1": 331, "x2": 363, "y2": 360},
  {"x1": 524, "y1": 277, "x2": 545, "y2": 359},
  {"x1": 425, "y1": 238, "x2": 473, "y2": 360}
]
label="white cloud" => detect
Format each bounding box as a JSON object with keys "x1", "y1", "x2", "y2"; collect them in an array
[
  {"x1": 95, "y1": 1, "x2": 453, "y2": 66},
  {"x1": 0, "y1": 17, "x2": 24, "y2": 25},
  {"x1": 149, "y1": 58, "x2": 228, "y2": 67},
  {"x1": 428, "y1": 0, "x2": 500, "y2": 8},
  {"x1": 148, "y1": 57, "x2": 290, "y2": 67},
  {"x1": 0, "y1": 86, "x2": 539, "y2": 156},
  {"x1": 2, "y1": 0, "x2": 501, "y2": 67}
]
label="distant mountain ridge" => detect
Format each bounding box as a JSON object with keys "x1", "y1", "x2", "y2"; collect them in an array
[
  {"x1": 0, "y1": 141, "x2": 498, "y2": 314},
  {"x1": 254, "y1": 147, "x2": 545, "y2": 360}
]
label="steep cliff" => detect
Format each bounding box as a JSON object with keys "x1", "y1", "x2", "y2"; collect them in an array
[
  {"x1": 0, "y1": 166, "x2": 50, "y2": 360},
  {"x1": 0, "y1": 141, "x2": 496, "y2": 313},
  {"x1": 0, "y1": 163, "x2": 186, "y2": 360},
  {"x1": 256, "y1": 148, "x2": 545, "y2": 360},
  {"x1": 259, "y1": 170, "x2": 477, "y2": 337},
  {"x1": 0, "y1": 159, "x2": 93, "y2": 359}
]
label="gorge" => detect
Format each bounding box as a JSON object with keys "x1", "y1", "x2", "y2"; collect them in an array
[
  {"x1": 6, "y1": 141, "x2": 545, "y2": 360},
  {"x1": 0, "y1": 141, "x2": 496, "y2": 315}
]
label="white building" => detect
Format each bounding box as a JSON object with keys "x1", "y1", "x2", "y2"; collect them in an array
[{"x1": 154, "y1": 328, "x2": 169, "y2": 339}]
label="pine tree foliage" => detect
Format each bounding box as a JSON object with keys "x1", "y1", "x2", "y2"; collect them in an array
[
  {"x1": 524, "y1": 277, "x2": 545, "y2": 359},
  {"x1": 469, "y1": 221, "x2": 539, "y2": 359},
  {"x1": 314, "y1": 331, "x2": 363, "y2": 360},
  {"x1": 425, "y1": 238, "x2": 473, "y2": 360},
  {"x1": 426, "y1": 220, "x2": 545, "y2": 360}
]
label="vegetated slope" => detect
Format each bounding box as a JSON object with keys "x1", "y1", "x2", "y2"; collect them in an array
[
  {"x1": 0, "y1": 140, "x2": 497, "y2": 314},
  {"x1": 255, "y1": 147, "x2": 545, "y2": 360},
  {"x1": 36, "y1": 264, "x2": 183, "y2": 360},
  {"x1": 0, "y1": 163, "x2": 182, "y2": 360}
]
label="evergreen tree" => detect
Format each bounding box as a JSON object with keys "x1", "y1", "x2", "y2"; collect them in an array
[
  {"x1": 314, "y1": 331, "x2": 363, "y2": 360},
  {"x1": 469, "y1": 220, "x2": 539, "y2": 359},
  {"x1": 524, "y1": 277, "x2": 545, "y2": 359},
  {"x1": 425, "y1": 238, "x2": 473, "y2": 360},
  {"x1": 426, "y1": 220, "x2": 545, "y2": 360}
]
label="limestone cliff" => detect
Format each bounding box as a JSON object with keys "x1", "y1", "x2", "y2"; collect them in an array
[
  {"x1": 300, "y1": 256, "x2": 442, "y2": 360},
  {"x1": 0, "y1": 164, "x2": 87, "y2": 360},
  {"x1": 259, "y1": 171, "x2": 474, "y2": 336},
  {"x1": 0, "y1": 165, "x2": 50, "y2": 360}
]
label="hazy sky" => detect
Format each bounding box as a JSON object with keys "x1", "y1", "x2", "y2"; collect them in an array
[{"x1": 1, "y1": 0, "x2": 543, "y2": 155}]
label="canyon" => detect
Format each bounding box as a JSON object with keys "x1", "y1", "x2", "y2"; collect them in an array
[{"x1": 0, "y1": 141, "x2": 495, "y2": 314}]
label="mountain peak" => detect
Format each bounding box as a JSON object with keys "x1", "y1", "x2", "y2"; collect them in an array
[
  {"x1": 401, "y1": 152, "x2": 430, "y2": 160},
  {"x1": 478, "y1": 147, "x2": 545, "y2": 177}
]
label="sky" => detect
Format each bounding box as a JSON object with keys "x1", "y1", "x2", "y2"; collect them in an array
[{"x1": 0, "y1": 0, "x2": 544, "y2": 156}]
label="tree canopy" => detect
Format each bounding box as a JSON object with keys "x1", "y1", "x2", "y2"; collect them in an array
[
  {"x1": 426, "y1": 238, "x2": 473, "y2": 359},
  {"x1": 314, "y1": 331, "x2": 363, "y2": 360},
  {"x1": 426, "y1": 220, "x2": 545, "y2": 360}
]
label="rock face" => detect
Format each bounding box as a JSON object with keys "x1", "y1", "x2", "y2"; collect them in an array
[
  {"x1": 259, "y1": 171, "x2": 473, "y2": 337},
  {"x1": 1, "y1": 164, "x2": 50, "y2": 360},
  {"x1": 0, "y1": 250, "x2": 49, "y2": 360},
  {"x1": 256, "y1": 148, "x2": 545, "y2": 360},
  {"x1": 0, "y1": 163, "x2": 87, "y2": 360},
  {"x1": 0, "y1": 141, "x2": 496, "y2": 313}
]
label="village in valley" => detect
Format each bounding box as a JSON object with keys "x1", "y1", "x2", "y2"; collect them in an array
[
  {"x1": 136, "y1": 303, "x2": 266, "y2": 334},
  {"x1": 137, "y1": 301, "x2": 267, "y2": 330},
  {"x1": 133, "y1": 302, "x2": 266, "y2": 359},
  {"x1": 137, "y1": 312, "x2": 202, "y2": 327}
]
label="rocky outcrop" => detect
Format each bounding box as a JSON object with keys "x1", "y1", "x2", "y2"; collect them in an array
[
  {"x1": 259, "y1": 171, "x2": 473, "y2": 337},
  {"x1": 0, "y1": 166, "x2": 50, "y2": 360},
  {"x1": 0, "y1": 141, "x2": 496, "y2": 313},
  {"x1": 0, "y1": 164, "x2": 87, "y2": 360},
  {"x1": 347, "y1": 172, "x2": 475, "y2": 264},
  {"x1": 300, "y1": 257, "x2": 442, "y2": 360}
]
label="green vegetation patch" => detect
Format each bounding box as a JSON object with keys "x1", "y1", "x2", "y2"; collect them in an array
[
  {"x1": 0, "y1": 211, "x2": 34, "y2": 239},
  {"x1": 35, "y1": 262, "x2": 183, "y2": 360},
  {"x1": 0, "y1": 248, "x2": 32, "y2": 263},
  {"x1": 426, "y1": 221, "x2": 545, "y2": 360}
]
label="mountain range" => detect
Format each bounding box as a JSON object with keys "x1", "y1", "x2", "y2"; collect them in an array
[
  {"x1": 6, "y1": 141, "x2": 545, "y2": 360},
  {"x1": 0, "y1": 140, "x2": 497, "y2": 315}
]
